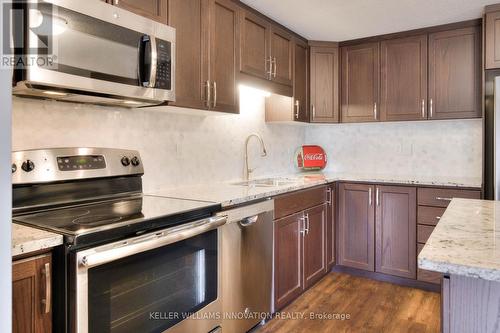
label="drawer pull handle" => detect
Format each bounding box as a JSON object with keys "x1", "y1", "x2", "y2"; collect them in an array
[
  {"x1": 436, "y1": 216, "x2": 441, "y2": 220},
  {"x1": 435, "y1": 197, "x2": 452, "y2": 202}
]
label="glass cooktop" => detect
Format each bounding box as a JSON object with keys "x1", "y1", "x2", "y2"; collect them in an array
[{"x1": 13, "y1": 195, "x2": 220, "y2": 237}]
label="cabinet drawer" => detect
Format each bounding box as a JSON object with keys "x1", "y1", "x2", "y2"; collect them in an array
[
  {"x1": 418, "y1": 206, "x2": 446, "y2": 226},
  {"x1": 417, "y1": 243, "x2": 442, "y2": 284},
  {"x1": 417, "y1": 188, "x2": 481, "y2": 207},
  {"x1": 417, "y1": 225, "x2": 435, "y2": 244},
  {"x1": 274, "y1": 186, "x2": 327, "y2": 219}
]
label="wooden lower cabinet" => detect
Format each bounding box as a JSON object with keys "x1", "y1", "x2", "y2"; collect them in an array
[
  {"x1": 274, "y1": 211, "x2": 304, "y2": 310},
  {"x1": 338, "y1": 183, "x2": 375, "y2": 271},
  {"x1": 303, "y1": 204, "x2": 327, "y2": 288},
  {"x1": 375, "y1": 186, "x2": 416, "y2": 279},
  {"x1": 13, "y1": 253, "x2": 52, "y2": 333}
]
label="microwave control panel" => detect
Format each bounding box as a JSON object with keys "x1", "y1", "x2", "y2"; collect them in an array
[{"x1": 156, "y1": 39, "x2": 171, "y2": 90}]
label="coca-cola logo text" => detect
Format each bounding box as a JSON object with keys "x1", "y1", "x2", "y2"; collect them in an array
[{"x1": 303, "y1": 153, "x2": 324, "y2": 161}]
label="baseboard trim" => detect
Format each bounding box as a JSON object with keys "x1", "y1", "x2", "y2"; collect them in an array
[{"x1": 332, "y1": 265, "x2": 441, "y2": 293}]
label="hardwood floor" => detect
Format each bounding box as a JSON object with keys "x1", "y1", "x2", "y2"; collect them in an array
[{"x1": 256, "y1": 272, "x2": 441, "y2": 333}]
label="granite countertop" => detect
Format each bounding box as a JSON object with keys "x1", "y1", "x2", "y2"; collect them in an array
[
  {"x1": 150, "y1": 172, "x2": 482, "y2": 208},
  {"x1": 12, "y1": 224, "x2": 63, "y2": 258},
  {"x1": 418, "y1": 198, "x2": 500, "y2": 282}
]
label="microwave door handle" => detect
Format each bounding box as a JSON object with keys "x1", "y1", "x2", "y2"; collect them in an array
[{"x1": 149, "y1": 37, "x2": 158, "y2": 88}]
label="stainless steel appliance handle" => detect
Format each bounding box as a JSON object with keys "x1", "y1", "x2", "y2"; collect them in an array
[
  {"x1": 41, "y1": 262, "x2": 51, "y2": 314},
  {"x1": 79, "y1": 216, "x2": 227, "y2": 268},
  {"x1": 239, "y1": 215, "x2": 258, "y2": 227},
  {"x1": 149, "y1": 37, "x2": 158, "y2": 88}
]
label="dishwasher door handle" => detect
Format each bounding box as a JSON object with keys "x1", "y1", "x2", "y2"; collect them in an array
[{"x1": 239, "y1": 215, "x2": 259, "y2": 227}]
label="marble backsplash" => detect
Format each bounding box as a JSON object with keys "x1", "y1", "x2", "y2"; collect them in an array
[
  {"x1": 12, "y1": 89, "x2": 483, "y2": 192},
  {"x1": 305, "y1": 119, "x2": 483, "y2": 181},
  {"x1": 12, "y1": 87, "x2": 305, "y2": 192}
]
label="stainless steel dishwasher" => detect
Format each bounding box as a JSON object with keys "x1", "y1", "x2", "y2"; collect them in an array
[{"x1": 218, "y1": 199, "x2": 274, "y2": 333}]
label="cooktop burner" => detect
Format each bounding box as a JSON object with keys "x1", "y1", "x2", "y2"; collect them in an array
[{"x1": 14, "y1": 195, "x2": 219, "y2": 238}]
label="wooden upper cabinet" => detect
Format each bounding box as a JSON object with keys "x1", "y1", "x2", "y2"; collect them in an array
[
  {"x1": 13, "y1": 254, "x2": 52, "y2": 333},
  {"x1": 375, "y1": 186, "x2": 416, "y2": 279},
  {"x1": 168, "y1": 0, "x2": 207, "y2": 110},
  {"x1": 111, "y1": 0, "x2": 168, "y2": 23},
  {"x1": 428, "y1": 26, "x2": 481, "y2": 119},
  {"x1": 341, "y1": 42, "x2": 380, "y2": 123},
  {"x1": 208, "y1": 0, "x2": 240, "y2": 113},
  {"x1": 293, "y1": 39, "x2": 309, "y2": 122},
  {"x1": 303, "y1": 204, "x2": 327, "y2": 288},
  {"x1": 239, "y1": 11, "x2": 271, "y2": 80},
  {"x1": 338, "y1": 183, "x2": 375, "y2": 272},
  {"x1": 486, "y1": 10, "x2": 500, "y2": 69},
  {"x1": 270, "y1": 26, "x2": 293, "y2": 86},
  {"x1": 380, "y1": 35, "x2": 428, "y2": 121},
  {"x1": 310, "y1": 44, "x2": 339, "y2": 123},
  {"x1": 274, "y1": 212, "x2": 304, "y2": 310}
]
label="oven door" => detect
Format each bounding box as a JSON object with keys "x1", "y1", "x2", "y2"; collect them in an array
[
  {"x1": 12, "y1": 0, "x2": 175, "y2": 106},
  {"x1": 73, "y1": 216, "x2": 226, "y2": 333}
]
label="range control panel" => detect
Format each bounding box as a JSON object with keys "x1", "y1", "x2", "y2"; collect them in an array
[{"x1": 12, "y1": 148, "x2": 144, "y2": 185}]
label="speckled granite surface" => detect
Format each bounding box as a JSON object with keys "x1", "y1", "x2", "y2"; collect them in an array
[
  {"x1": 419, "y1": 198, "x2": 500, "y2": 282},
  {"x1": 12, "y1": 223, "x2": 63, "y2": 257},
  {"x1": 150, "y1": 172, "x2": 482, "y2": 208}
]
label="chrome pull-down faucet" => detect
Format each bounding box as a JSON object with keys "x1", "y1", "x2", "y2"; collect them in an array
[{"x1": 245, "y1": 134, "x2": 267, "y2": 180}]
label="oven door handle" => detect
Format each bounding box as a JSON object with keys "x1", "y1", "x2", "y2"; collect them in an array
[{"x1": 79, "y1": 216, "x2": 227, "y2": 269}]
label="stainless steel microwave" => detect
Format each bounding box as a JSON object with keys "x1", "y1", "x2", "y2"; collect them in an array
[{"x1": 11, "y1": 0, "x2": 175, "y2": 107}]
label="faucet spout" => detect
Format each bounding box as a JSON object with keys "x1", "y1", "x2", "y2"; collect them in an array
[{"x1": 245, "y1": 133, "x2": 267, "y2": 180}]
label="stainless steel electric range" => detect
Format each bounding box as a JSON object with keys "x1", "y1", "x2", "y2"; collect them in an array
[{"x1": 12, "y1": 148, "x2": 225, "y2": 333}]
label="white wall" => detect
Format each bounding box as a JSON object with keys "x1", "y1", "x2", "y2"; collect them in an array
[
  {"x1": 305, "y1": 119, "x2": 483, "y2": 180},
  {"x1": 0, "y1": 37, "x2": 12, "y2": 333}
]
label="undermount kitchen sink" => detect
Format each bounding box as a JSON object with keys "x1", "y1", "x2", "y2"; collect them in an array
[{"x1": 232, "y1": 178, "x2": 298, "y2": 187}]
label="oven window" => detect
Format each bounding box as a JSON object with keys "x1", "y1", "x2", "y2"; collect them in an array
[{"x1": 87, "y1": 230, "x2": 218, "y2": 333}]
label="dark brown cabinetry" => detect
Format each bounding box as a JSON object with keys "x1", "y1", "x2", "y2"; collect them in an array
[
  {"x1": 13, "y1": 254, "x2": 52, "y2": 333},
  {"x1": 380, "y1": 35, "x2": 428, "y2": 121},
  {"x1": 375, "y1": 186, "x2": 416, "y2": 279},
  {"x1": 110, "y1": 0, "x2": 168, "y2": 23},
  {"x1": 168, "y1": 0, "x2": 238, "y2": 113},
  {"x1": 274, "y1": 211, "x2": 304, "y2": 310},
  {"x1": 270, "y1": 27, "x2": 293, "y2": 86},
  {"x1": 293, "y1": 39, "x2": 309, "y2": 122},
  {"x1": 239, "y1": 11, "x2": 270, "y2": 81},
  {"x1": 486, "y1": 8, "x2": 500, "y2": 69},
  {"x1": 326, "y1": 185, "x2": 336, "y2": 269},
  {"x1": 338, "y1": 183, "x2": 375, "y2": 271},
  {"x1": 168, "y1": 0, "x2": 206, "y2": 110},
  {"x1": 273, "y1": 186, "x2": 328, "y2": 310},
  {"x1": 341, "y1": 43, "x2": 380, "y2": 123},
  {"x1": 428, "y1": 27, "x2": 481, "y2": 119},
  {"x1": 310, "y1": 43, "x2": 340, "y2": 123}
]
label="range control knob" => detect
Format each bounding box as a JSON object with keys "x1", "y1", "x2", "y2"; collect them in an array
[
  {"x1": 121, "y1": 156, "x2": 131, "y2": 166},
  {"x1": 11, "y1": 164, "x2": 17, "y2": 174},
  {"x1": 131, "y1": 156, "x2": 140, "y2": 166},
  {"x1": 21, "y1": 160, "x2": 35, "y2": 172}
]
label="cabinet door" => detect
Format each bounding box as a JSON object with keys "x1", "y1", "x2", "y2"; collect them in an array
[
  {"x1": 429, "y1": 27, "x2": 481, "y2": 119},
  {"x1": 486, "y1": 11, "x2": 500, "y2": 69},
  {"x1": 380, "y1": 35, "x2": 427, "y2": 121},
  {"x1": 303, "y1": 204, "x2": 327, "y2": 288},
  {"x1": 338, "y1": 183, "x2": 375, "y2": 271},
  {"x1": 375, "y1": 186, "x2": 416, "y2": 279},
  {"x1": 274, "y1": 212, "x2": 303, "y2": 310},
  {"x1": 13, "y1": 254, "x2": 52, "y2": 333},
  {"x1": 310, "y1": 46, "x2": 339, "y2": 123},
  {"x1": 239, "y1": 11, "x2": 271, "y2": 80},
  {"x1": 112, "y1": 0, "x2": 168, "y2": 23},
  {"x1": 326, "y1": 185, "x2": 336, "y2": 269},
  {"x1": 270, "y1": 26, "x2": 293, "y2": 86},
  {"x1": 208, "y1": 0, "x2": 239, "y2": 113},
  {"x1": 341, "y1": 43, "x2": 380, "y2": 123},
  {"x1": 168, "y1": 0, "x2": 208, "y2": 110},
  {"x1": 293, "y1": 39, "x2": 309, "y2": 122}
]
